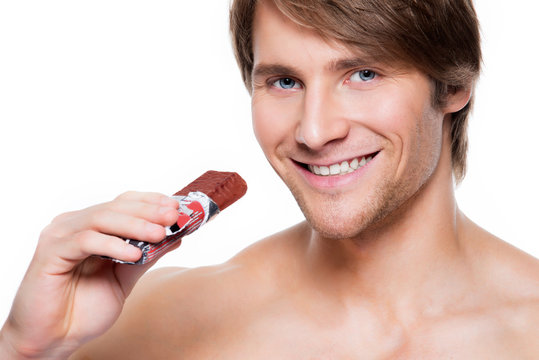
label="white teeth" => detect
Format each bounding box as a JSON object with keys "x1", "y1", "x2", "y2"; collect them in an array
[
  {"x1": 319, "y1": 166, "x2": 330, "y2": 175},
  {"x1": 340, "y1": 161, "x2": 349, "y2": 173},
  {"x1": 307, "y1": 154, "x2": 376, "y2": 177}
]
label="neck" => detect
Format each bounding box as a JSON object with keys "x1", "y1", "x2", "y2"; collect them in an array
[{"x1": 304, "y1": 139, "x2": 474, "y2": 320}]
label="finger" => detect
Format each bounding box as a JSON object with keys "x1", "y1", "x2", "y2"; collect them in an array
[
  {"x1": 106, "y1": 200, "x2": 179, "y2": 227},
  {"x1": 114, "y1": 239, "x2": 183, "y2": 294},
  {"x1": 46, "y1": 193, "x2": 179, "y2": 237},
  {"x1": 48, "y1": 199, "x2": 179, "y2": 240},
  {"x1": 61, "y1": 230, "x2": 142, "y2": 263},
  {"x1": 71, "y1": 209, "x2": 167, "y2": 243},
  {"x1": 114, "y1": 191, "x2": 179, "y2": 208}
]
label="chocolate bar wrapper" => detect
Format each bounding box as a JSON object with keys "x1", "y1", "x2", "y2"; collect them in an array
[{"x1": 109, "y1": 191, "x2": 219, "y2": 265}]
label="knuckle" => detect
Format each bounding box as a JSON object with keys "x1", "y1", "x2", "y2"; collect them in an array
[
  {"x1": 146, "y1": 203, "x2": 164, "y2": 218},
  {"x1": 134, "y1": 217, "x2": 149, "y2": 233},
  {"x1": 115, "y1": 190, "x2": 138, "y2": 201},
  {"x1": 38, "y1": 223, "x2": 59, "y2": 244},
  {"x1": 51, "y1": 210, "x2": 75, "y2": 224},
  {"x1": 88, "y1": 207, "x2": 111, "y2": 226},
  {"x1": 76, "y1": 230, "x2": 95, "y2": 249},
  {"x1": 104, "y1": 199, "x2": 122, "y2": 213},
  {"x1": 39, "y1": 211, "x2": 74, "y2": 242}
]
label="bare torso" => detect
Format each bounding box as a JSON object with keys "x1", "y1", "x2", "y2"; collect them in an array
[{"x1": 73, "y1": 221, "x2": 539, "y2": 359}]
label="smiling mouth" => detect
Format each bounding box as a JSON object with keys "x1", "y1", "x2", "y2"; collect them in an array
[{"x1": 298, "y1": 152, "x2": 380, "y2": 176}]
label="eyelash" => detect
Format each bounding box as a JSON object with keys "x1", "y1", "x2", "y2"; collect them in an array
[
  {"x1": 349, "y1": 69, "x2": 377, "y2": 82},
  {"x1": 268, "y1": 69, "x2": 379, "y2": 90},
  {"x1": 271, "y1": 77, "x2": 301, "y2": 90}
]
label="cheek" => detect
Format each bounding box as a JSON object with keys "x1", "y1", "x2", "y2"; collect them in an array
[
  {"x1": 251, "y1": 95, "x2": 298, "y2": 155},
  {"x1": 340, "y1": 86, "x2": 416, "y2": 135},
  {"x1": 343, "y1": 86, "x2": 441, "y2": 177},
  {"x1": 341, "y1": 89, "x2": 415, "y2": 156},
  {"x1": 380, "y1": 95, "x2": 443, "y2": 178}
]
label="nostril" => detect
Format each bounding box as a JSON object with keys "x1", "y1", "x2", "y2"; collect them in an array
[
  {"x1": 295, "y1": 131, "x2": 307, "y2": 145},
  {"x1": 295, "y1": 126, "x2": 328, "y2": 150},
  {"x1": 295, "y1": 115, "x2": 350, "y2": 150}
]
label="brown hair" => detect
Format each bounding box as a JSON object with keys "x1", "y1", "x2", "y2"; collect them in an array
[{"x1": 230, "y1": 0, "x2": 481, "y2": 182}]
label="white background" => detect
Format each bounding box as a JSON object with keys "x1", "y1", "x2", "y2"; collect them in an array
[{"x1": 0, "y1": 1, "x2": 537, "y2": 323}]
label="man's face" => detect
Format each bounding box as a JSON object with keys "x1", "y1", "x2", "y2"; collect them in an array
[{"x1": 250, "y1": 0, "x2": 449, "y2": 239}]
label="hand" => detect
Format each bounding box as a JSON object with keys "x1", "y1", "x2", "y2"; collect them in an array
[{"x1": 0, "y1": 191, "x2": 179, "y2": 359}]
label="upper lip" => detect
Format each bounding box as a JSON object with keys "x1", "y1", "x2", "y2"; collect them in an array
[{"x1": 293, "y1": 151, "x2": 380, "y2": 167}]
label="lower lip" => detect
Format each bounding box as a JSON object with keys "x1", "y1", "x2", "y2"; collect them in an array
[{"x1": 294, "y1": 156, "x2": 377, "y2": 190}]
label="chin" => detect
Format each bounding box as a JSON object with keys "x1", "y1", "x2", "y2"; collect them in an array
[
  {"x1": 308, "y1": 214, "x2": 374, "y2": 240},
  {"x1": 287, "y1": 179, "x2": 397, "y2": 240},
  {"x1": 287, "y1": 165, "x2": 433, "y2": 241},
  {"x1": 277, "y1": 141, "x2": 441, "y2": 241}
]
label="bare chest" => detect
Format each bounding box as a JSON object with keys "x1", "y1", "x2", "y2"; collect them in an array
[{"x1": 152, "y1": 311, "x2": 534, "y2": 359}]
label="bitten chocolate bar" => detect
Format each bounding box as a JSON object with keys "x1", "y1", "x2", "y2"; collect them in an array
[
  {"x1": 173, "y1": 171, "x2": 247, "y2": 211},
  {"x1": 111, "y1": 171, "x2": 247, "y2": 265}
]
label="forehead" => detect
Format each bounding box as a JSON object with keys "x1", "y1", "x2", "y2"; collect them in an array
[{"x1": 251, "y1": 0, "x2": 400, "y2": 71}]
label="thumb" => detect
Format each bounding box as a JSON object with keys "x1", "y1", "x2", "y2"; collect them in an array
[{"x1": 113, "y1": 239, "x2": 182, "y2": 296}]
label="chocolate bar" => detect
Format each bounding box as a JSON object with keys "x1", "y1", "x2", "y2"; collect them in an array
[
  {"x1": 111, "y1": 171, "x2": 247, "y2": 265},
  {"x1": 173, "y1": 171, "x2": 247, "y2": 211}
]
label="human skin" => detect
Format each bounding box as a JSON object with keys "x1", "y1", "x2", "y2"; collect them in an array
[
  {"x1": 2, "y1": 0, "x2": 539, "y2": 358},
  {"x1": 0, "y1": 192, "x2": 181, "y2": 359}
]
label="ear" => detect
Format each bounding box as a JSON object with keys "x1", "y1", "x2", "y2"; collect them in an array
[{"x1": 443, "y1": 85, "x2": 472, "y2": 114}]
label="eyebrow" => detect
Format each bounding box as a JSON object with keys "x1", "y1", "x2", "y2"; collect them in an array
[
  {"x1": 327, "y1": 57, "x2": 372, "y2": 72},
  {"x1": 251, "y1": 57, "x2": 374, "y2": 80},
  {"x1": 252, "y1": 64, "x2": 302, "y2": 80}
]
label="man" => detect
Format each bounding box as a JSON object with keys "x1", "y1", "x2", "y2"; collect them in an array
[{"x1": 1, "y1": 0, "x2": 538, "y2": 358}]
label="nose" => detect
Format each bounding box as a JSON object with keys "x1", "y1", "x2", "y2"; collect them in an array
[{"x1": 295, "y1": 85, "x2": 350, "y2": 150}]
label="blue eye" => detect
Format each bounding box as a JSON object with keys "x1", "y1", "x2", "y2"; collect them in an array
[
  {"x1": 273, "y1": 78, "x2": 299, "y2": 89},
  {"x1": 350, "y1": 70, "x2": 376, "y2": 82}
]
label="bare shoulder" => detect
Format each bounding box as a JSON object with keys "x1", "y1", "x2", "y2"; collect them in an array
[
  {"x1": 464, "y1": 223, "x2": 539, "y2": 350},
  {"x1": 468, "y1": 224, "x2": 539, "y2": 298},
  {"x1": 73, "y1": 222, "x2": 308, "y2": 359}
]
